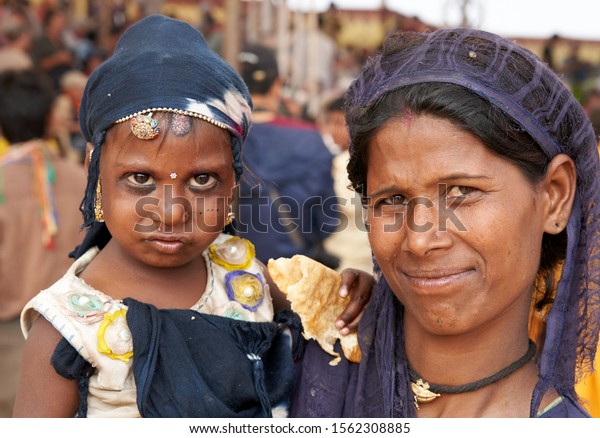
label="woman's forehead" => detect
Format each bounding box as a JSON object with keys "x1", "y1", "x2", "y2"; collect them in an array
[{"x1": 367, "y1": 116, "x2": 510, "y2": 182}]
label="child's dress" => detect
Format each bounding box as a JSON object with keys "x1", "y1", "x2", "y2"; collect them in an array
[{"x1": 20, "y1": 233, "x2": 298, "y2": 417}]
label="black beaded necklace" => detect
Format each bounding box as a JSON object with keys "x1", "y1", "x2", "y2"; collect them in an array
[{"x1": 408, "y1": 339, "x2": 536, "y2": 409}]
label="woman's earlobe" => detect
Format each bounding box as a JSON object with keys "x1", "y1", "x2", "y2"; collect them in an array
[{"x1": 543, "y1": 154, "x2": 576, "y2": 234}]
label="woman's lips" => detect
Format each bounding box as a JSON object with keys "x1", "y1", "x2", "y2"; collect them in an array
[{"x1": 404, "y1": 269, "x2": 474, "y2": 289}]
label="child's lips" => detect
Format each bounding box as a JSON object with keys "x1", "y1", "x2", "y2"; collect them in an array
[{"x1": 146, "y1": 234, "x2": 188, "y2": 254}]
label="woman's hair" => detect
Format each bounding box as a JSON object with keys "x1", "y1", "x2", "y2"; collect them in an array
[{"x1": 343, "y1": 28, "x2": 600, "y2": 416}]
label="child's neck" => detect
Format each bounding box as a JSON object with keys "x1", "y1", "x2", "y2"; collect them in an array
[{"x1": 80, "y1": 241, "x2": 208, "y2": 310}]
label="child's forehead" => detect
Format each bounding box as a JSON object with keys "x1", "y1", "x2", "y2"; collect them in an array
[
  {"x1": 102, "y1": 115, "x2": 232, "y2": 166},
  {"x1": 107, "y1": 113, "x2": 231, "y2": 145}
]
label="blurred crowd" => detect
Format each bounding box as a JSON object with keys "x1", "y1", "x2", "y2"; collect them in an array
[
  {"x1": 0, "y1": 0, "x2": 110, "y2": 161},
  {"x1": 4, "y1": 1, "x2": 600, "y2": 153}
]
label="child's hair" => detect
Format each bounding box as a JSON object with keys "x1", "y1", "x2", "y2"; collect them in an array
[{"x1": 78, "y1": 14, "x2": 253, "y2": 230}]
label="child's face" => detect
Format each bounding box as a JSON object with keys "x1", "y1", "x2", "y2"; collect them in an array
[{"x1": 99, "y1": 114, "x2": 235, "y2": 268}]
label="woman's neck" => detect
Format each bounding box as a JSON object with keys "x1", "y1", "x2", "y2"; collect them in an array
[{"x1": 403, "y1": 314, "x2": 539, "y2": 416}]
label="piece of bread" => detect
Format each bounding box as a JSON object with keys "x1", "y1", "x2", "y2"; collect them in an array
[{"x1": 267, "y1": 254, "x2": 361, "y2": 366}]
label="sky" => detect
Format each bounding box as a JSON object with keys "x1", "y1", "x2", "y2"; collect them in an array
[{"x1": 286, "y1": 0, "x2": 600, "y2": 40}]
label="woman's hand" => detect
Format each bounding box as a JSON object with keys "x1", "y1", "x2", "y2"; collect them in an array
[{"x1": 335, "y1": 269, "x2": 374, "y2": 335}]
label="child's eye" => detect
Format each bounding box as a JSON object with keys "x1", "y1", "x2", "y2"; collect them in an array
[
  {"x1": 127, "y1": 173, "x2": 154, "y2": 185},
  {"x1": 446, "y1": 185, "x2": 477, "y2": 199},
  {"x1": 190, "y1": 174, "x2": 217, "y2": 189}
]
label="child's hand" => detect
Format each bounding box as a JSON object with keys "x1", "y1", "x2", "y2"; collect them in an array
[{"x1": 335, "y1": 269, "x2": 374, "y2": 336}]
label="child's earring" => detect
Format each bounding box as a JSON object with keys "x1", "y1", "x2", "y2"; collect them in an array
[
  {"x1": 94, "y1": 179, "x2": 105, "y2": 222},
  {"x1": 225, "y1": 206, "x2": 235, "y2": 225}
]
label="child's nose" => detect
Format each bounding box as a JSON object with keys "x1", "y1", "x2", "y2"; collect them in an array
[{"x1": 160, "y1": 185, "x2": 192, "y2": 228}]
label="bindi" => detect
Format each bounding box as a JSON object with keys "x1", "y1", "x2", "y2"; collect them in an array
[{"x1": 171, "y1": 114, "x2": 192, "y2": 137}]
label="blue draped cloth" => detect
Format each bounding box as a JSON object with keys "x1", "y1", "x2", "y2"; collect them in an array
[{"x1": 52, "y1": 300, "x2": 299, "y2": 417}]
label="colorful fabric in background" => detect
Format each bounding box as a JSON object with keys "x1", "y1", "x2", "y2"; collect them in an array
[
  {"x1": 574, "y1": 138, "x2": 600, "y2": 417},
  {"x1": 0, "y1": 140, "x2": 58, "y2": 248},
  {"x1": 0, "y1": 137, "x2": 8, "y2": 156},
  {"x1": 575, "y1": 350, "x2": 600, "y2": 417}
]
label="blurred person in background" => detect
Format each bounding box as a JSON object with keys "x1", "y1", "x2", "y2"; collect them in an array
[
  {"x1": 0, "y1": 68, "x2": 86, "y2": 417},
  {"x1": 316, "y1": 94, "x2": 373, "y2": 274},
  {"x1": 235, "y1": 43, "x2": 340, "y2": 269},
  {"x1": 0, "y1": 4, "x2": 34, "y2": 156},
  {"x1": 29, "y1": 7, "x2": 74, "y2": 90},
  {"x1": 0, "y1": 3, "x2": 33, "y2": 75},
  {"x1": 48, "y1": 68, "x2": 88, "y2": 164}
]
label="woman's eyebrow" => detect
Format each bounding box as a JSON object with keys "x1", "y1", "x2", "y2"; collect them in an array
[{"x1": 367, "y1": 174, "x2": 493, "y2": 197}]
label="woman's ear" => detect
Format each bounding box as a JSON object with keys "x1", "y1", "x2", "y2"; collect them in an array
[
  {"x1": 542, "y1": 153, "x2": 577, "y2": 234},
  {"x1": 84, "y1": 142, "x2": 94, "y2": 176}
]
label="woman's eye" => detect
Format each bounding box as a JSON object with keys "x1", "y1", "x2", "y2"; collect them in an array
[
  {"x1": 127, "y1": 173, "x2": 154, "y2": 185},
  {"x1": 382, "y1": 195, "x2": 407, "y2": 206},
  {"x1": 190, "y1": 174, "x2": 217, "y2": 189},
  {"x1": 446, "y1": 185, "x2": 476, "y2": 198}
]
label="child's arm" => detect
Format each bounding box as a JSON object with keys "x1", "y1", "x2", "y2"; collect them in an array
[
  {"x1": 334, "y1": 269, "x2": 375, "y2": 335},
  {"x1": 12, "y1": 317, "x2": 80, "y2": 417}
]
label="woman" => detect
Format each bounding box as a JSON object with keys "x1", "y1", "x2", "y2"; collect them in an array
[{"x1": 290, "y1": 28, "x2": 600, "y2": 417}]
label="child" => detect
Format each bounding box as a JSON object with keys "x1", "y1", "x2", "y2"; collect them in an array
[{"x1": 12, "y1": 15, "x2": 369, "y2": 418}]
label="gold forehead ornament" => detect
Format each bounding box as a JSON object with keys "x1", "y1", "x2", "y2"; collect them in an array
[{"x1": 130, "y1": 113, "x2": 160, "y2": 140}]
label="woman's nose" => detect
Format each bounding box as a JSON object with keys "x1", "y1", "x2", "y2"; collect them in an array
[{"x1": 402, "y1": 197, "x2": 451, "y2": 256}]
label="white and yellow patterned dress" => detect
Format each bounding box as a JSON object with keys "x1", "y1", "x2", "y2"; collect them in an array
[{"x1": 20, "y1": 233, "x2": 289, "y2": 417}]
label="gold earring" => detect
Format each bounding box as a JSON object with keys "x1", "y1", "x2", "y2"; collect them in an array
[
  {"x1": 225, "y1": 206, "x2": 235, "y2": 225},
  {"x1": 94, "y1": 180, "x2": 105, "y2": 222}
]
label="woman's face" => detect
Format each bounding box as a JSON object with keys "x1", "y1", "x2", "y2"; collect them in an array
[
  {"x1": 99, "y1": 115, "x2": 235, "y2": 269},
  {"x1": 366, "y1": 114, "x2": 547, "y2": 336}
]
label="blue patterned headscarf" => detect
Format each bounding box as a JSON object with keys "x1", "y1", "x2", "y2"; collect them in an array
[{"x1": 79, "y1": 14, "x2": 252, "y2": 229}]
